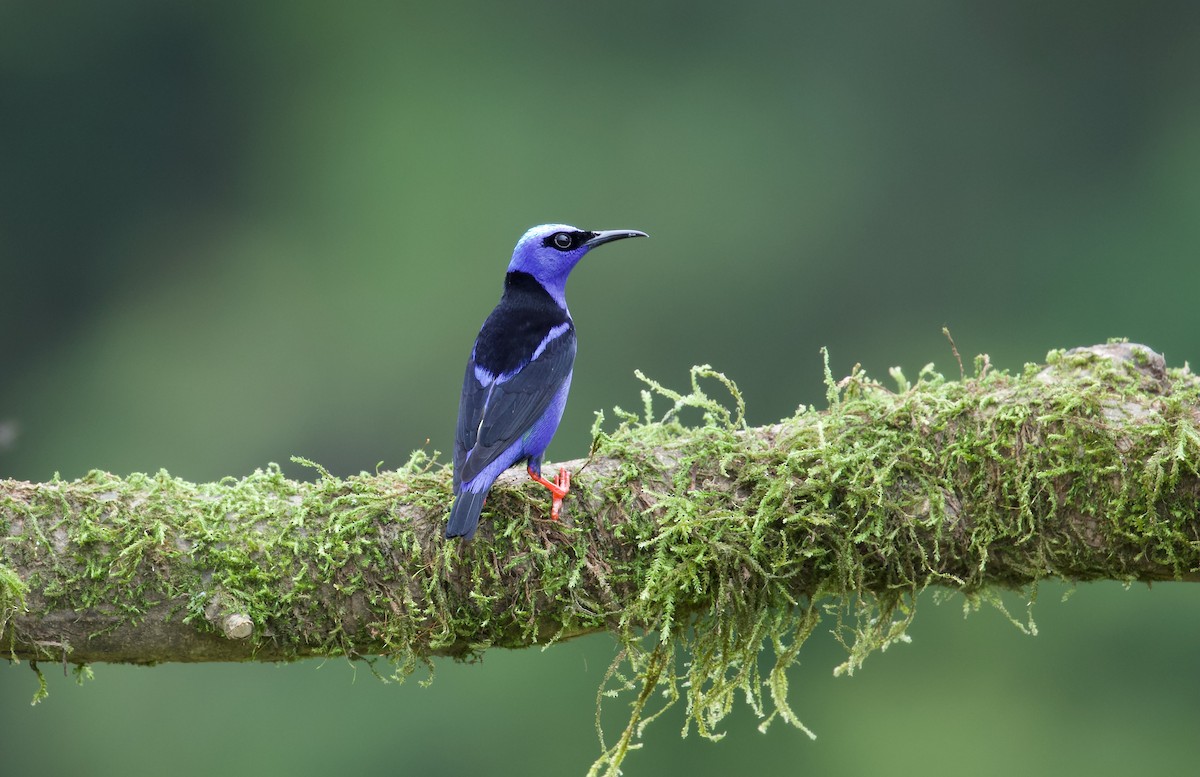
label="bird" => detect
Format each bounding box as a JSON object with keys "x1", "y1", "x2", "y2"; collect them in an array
[{"x1": 445, "y1": 223, "x2": 648, "y2": 540}]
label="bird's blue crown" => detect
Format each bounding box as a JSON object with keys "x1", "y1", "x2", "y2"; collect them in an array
[
  {"x1": 507, "y1": 224, "x2": 647, "y2": 302},
  {"x1": 507, "y1": 224, "x2": 594, "y2": 287}
]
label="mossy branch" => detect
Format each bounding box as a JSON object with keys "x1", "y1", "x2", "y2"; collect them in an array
[{"x1": 4, "y1": 342, "x2": 1200, "y2": 772}]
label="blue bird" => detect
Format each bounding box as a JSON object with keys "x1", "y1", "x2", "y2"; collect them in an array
[{"x1": 446, "y1": 224, "x2": 648, "y2": 540}]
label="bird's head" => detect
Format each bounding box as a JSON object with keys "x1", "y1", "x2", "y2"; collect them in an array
[{"x1": 507, "y1": 224, "x2": 647, "y2": 303}]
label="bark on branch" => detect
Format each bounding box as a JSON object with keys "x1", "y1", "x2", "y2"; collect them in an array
[{"x1": 3, "y1": 342, "x2": 1200, "y2": 668}]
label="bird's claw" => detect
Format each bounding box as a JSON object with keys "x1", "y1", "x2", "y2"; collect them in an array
[
  {"x1": 549, "y1": 466, "x2": 571, "y2": 521},
  {"x1": 528, "y1": 465, "x2": 571, "y2": 521}
]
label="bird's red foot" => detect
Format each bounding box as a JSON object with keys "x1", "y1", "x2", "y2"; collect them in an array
[{"x1": 527, "y1": 465, "x2": 571, "y2": 521}]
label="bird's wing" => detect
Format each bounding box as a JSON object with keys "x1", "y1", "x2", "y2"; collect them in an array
[{"x1": 455, "y1": 327, "x2": 576, "y2": 489}]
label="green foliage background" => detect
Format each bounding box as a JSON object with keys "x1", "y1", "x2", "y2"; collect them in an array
[{"x1": 3, "y1": 2, "x2": 1200, "y2": 774}]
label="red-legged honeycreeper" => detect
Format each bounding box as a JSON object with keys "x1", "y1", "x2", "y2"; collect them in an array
[{"x1": 445, "y1": 224, "x2": 648, "y2": 540}]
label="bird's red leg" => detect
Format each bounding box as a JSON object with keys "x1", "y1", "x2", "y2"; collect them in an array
[{"x1": 527, "y1": 465, "x2": 571, "y2": 521}]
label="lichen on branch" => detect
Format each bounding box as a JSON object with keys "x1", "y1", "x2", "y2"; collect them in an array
[{"x1": 3, "y1": 342, "x2": 1200, "y2": 776}]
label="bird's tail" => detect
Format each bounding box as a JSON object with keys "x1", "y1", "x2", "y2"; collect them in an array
[{"x1": 445, "y1": 488, "x2": 488, "y2": 540}]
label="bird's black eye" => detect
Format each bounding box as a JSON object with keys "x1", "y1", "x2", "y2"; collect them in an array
[{"x1": 552, "y1": 232, "x2": 574, "y2": 250}]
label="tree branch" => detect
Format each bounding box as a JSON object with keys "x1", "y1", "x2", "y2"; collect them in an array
[{"x1": 3, "y1": 343, "x2": 1199, "y2": 672}]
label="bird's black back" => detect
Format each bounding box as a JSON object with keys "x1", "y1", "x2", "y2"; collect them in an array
[{"x1": 473, "y1": 271, "x2": 571, "y2": 377}]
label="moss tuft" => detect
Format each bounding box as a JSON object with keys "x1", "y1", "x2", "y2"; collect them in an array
[{"x1": 1, "y1": 562, "x2": 27, "y2": 649}]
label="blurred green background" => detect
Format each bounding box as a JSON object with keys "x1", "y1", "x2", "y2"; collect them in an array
[{"x1": 3, "y1": 2, "x2": 1200, "y2": 774}]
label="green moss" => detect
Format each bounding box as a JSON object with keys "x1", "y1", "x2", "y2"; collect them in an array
[
  {"x1": 583, "y1": 348, "x2": 1200, "y2": 775},
  {"x1": 4, "y1": 345, "x2": 1199, "y2": 776},
  {"x1": 0, "y1": 562, "x2": 27, "y2": 648}
]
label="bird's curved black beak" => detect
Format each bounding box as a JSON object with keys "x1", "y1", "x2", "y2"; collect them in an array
[{"x1": 584, "y1": 229, "x2": 648, "y2": 248}]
